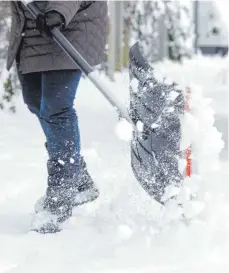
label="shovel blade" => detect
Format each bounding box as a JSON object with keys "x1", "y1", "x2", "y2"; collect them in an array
[{"x1": 129, "y1": 43, "x2": 185, "y2": 204}]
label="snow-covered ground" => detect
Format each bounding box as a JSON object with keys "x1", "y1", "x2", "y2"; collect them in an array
[{"x1": 0, "y1": 55, "x2": 228, "y2": 273}]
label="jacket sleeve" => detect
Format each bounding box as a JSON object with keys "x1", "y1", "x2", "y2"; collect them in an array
[{"x1": 45, "y1": 1, "x2": 81, "y2": 27}]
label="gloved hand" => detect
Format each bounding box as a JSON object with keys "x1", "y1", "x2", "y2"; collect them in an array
[
  {"x1": 36, "y1": 11, "x2": 65, "y2": 34},
  {"x1": 45, "y1": 11, "x2": 65, "y2": 29}
]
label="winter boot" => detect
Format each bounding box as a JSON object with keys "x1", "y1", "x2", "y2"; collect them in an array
[
  {"x1": 31, "y1": 157, "x2": 99, "y2": 233},
  {"x1": 35, "y1": 156, "x2": 99, "y2": 212},
  {"x1": 31, "y1": 157, "x2": 79, "y2": 233},
  {"x1": 73, "y1": 157, "x2": 100, "y2": 205},
  {"x1": 31, "y1": 193, "x2": 74, "y2": 233}
]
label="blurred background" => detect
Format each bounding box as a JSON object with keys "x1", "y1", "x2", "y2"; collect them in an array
[{"x1": 106, "y1": 0, "x2": 228, "y2": 78}]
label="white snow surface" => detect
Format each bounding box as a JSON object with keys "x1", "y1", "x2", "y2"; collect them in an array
[{"x1": 0, "y1": 55, "x2": 228, "y2": 273}]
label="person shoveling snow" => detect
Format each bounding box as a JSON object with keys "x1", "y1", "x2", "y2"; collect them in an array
[
  {"x1": 7, "y1": 1, "x2": 191, "y2": 233},
  {"x1": 7, "y1": 1, "x2": 106, "y2": 233}
]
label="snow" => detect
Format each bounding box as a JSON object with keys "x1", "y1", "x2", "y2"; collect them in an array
[
  {"x1": 70, "y1": 158, "x2": 75, "y2": 164},
  {"x1": 151, "y1": 123, "x2": 160, "y2": 129},
  {"x1": 136, "y1": 121, "x2": 144, "y2": 133},
  {"x1": 167, "y1": 90, "x2": 179, "y2": 101},
  {"x1": 58, "y1": 159, "x2": 65, "y2": 165},
  {"x1": 115, "y1": 118, "x2": 133, "y2": 141},
  {"x1": 130, "y1": 78, "x2": 139, "y2": 94},
  {"x1": 21, "y1": 0, "x2": 34, "y2": 4},
  {"x1": 0, "y1": 55, "x2": 228, "y2": 273}
]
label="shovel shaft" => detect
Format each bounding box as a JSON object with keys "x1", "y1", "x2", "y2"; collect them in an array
[{"x1": 23, "y1": 1, "x2": 132, "y2": 124}]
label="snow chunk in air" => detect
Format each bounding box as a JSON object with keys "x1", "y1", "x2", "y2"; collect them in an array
[
  {"x1": 115, "y1": 118, "x2": 133, "y2": 142},
  {"x1": 130, "y1": 78, "x2": 139, "y2": 94}
]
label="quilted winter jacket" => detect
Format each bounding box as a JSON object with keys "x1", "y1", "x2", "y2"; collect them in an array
[{"x1": 7, "y1": 1, "x2": 107, "y2": 74}]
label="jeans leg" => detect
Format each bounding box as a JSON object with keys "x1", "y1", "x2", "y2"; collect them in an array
[
  {"x1": 40, "y1": 70, "x2": 82, "y2": 192},
  {"x1": 17, "y1": 71, "x2": 48, "y2": 137}
]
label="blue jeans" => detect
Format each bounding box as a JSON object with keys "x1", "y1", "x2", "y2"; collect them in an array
[{"x1": 18, "y1": 70, "x2": 82, "y2": 196}]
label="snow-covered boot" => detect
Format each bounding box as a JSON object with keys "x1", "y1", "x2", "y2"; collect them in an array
[
  {"x1": 35, "y1": 156, "x2": 99, "y2": 212},
  {"x1": 44, "y1": 143, "x2": 99, "y2": 207},
  {"x1": 73, "y1": 157, "x2": 100, "y2": 205},
  {"x1": 31, "y1": 157, "x2": 99, "y2": 233},
  {"x1": 31, "y1": 194, "x2": 74, "y2": 233}
]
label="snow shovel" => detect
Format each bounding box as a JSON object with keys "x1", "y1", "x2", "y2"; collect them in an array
[
  {"x1": 23, "y1": 1, "x2": 186, "y2": 204},
  {"x1": 129, "y1": 44, "x2": 185, "y2": 203}
]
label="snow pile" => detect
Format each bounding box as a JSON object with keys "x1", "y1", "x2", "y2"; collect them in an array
[
  {"x1": 185, "y1": 85, "x2": 223, "y2": 175},
  {"x1": 155, "y1": 55, "x2": 228, "y2": 116},
  {"x1": 161, "y1": 82, "x2": 224, "y2": 222}
]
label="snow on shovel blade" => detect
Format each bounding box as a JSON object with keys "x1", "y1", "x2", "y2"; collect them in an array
[{"x1": 129, "y1": 43, "x2": 185, "y2": 204}]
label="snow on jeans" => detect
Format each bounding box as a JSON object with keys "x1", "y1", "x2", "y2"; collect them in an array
[{"x1": 17, "y1": 69, "x2": 82, "y2": 204}]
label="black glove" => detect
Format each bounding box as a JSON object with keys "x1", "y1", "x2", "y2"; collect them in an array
[
  {"x1": 36, "y1": 11, "x2": 65, "y2": 34},
  {"x1": 45, "y1": 11, "x2": 65, "y2": 29}
]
